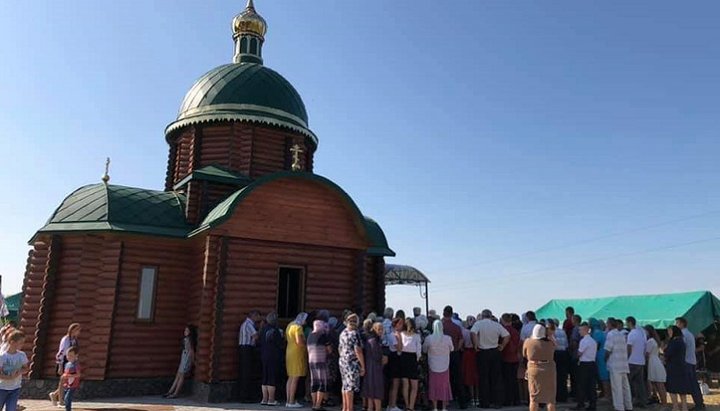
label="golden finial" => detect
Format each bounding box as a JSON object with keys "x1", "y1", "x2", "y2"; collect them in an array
[
  {"x1": 232, "y1": 0, "x2": 267, "y2": 39},
  {"x1": 101, "y1": 157, "x2": 111, "y2": 184},
  {"x1": 290, "y1": 144, "x2": 304, "y2": 171}
]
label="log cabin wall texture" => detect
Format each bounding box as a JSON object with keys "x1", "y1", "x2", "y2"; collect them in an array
[
  {"x1": 219, "y1": 178, "x2": 367, "y2": 250},
  {"x1": 106, "y1": 237, "x2": 195, "y2": 379},
  {"x1": 213, "y1": 238, "x2": 359, "y2": 381}
]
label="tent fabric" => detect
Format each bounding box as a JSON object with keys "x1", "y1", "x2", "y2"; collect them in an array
[
  {"x1": 384, "y1": 264, "x2": 430, "y2": 285},
  {"x1": 535, "y1": 290, "x2": 720, "y2": 335}
]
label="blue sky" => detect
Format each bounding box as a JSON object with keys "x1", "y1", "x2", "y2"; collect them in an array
[{"x1": 1, "y1": 1, "x2": 719, "y2": 317}]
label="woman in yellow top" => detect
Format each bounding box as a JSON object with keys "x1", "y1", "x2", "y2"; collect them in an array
[{"x1": 285, "y1": 312, "x2": 308, "y2": 408}]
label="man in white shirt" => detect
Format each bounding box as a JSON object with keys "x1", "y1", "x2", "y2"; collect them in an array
[
  {"x1": 520, "y1": 311, "x2": 538, "y2": 342},
  {"x1": 676, "y1": 317, "x2": 705, "y2": 410},
  {"x1": 471, "y1": 309, "x2": 510, "y2": 409},
  {"x1": 238, "y1": 309, "x2": 260, "y2": 402},
  {"x1": 605, "y1": 319, "x2": 632, "y2": 411},
  {"x1": 625, "y1": 317, "x2": 648, "y2": 407},
  {"x1": 573, "y1": 322, "x2": 597, "y2": 411}
]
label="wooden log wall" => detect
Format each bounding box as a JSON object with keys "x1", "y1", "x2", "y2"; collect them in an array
[
  {"x1": 190, "y1": 235, "x2": 219, "y2": 383},
  {"x1": 106, "y1": 237, "x2": 195, "y2": 379},
  {"x1": 168, "y1": 121, "x2": 316, "y2": 189},
  {"x1": 218, "y1": 178, "x2": 368, "y2": 250},
  {"x1": 20, "y1": 235, "x2": 122, "y2": 380},
  {"x1": 20, "y1": 236, "x2": 59, "y2": 378},
  {"x1": 211, "y1": 237, "x2": 359, "y2": 381}
]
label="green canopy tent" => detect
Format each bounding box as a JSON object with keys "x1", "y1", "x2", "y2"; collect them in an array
[{"x1": 536, "y1": 290, "x2": 720, "y2": 335}]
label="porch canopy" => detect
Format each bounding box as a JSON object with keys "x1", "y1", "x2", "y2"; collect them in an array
[
  {"x1": 384, "y1": 264, "x2": 431, "y2": 315},
  {"x1": 535, "y1": 290, "x2": 720, "y2": 335}
]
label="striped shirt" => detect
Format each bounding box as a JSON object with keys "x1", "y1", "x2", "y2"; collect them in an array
[{"x1": 238, "y1": 318, "x2": 257, "y2": 346}]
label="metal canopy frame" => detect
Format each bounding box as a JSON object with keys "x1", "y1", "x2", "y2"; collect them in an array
[{"x1": 384, "y1": 264, "x2": 431, "y2": 315}]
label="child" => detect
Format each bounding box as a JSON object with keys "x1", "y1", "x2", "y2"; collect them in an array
[
  {"x1": 0, "y1": 330, "x2": 29, "y2": 411},
  {"x1": 61, "y1": 347, "x2": 81, "y2": 411}
]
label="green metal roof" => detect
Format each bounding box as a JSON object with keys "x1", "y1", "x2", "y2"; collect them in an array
[
  {"x1": 33, "y1": 184, "x2": 191, "y2": 241},
  {"x1": 4, "y1": 292, "x2": 22, "y2": 312},
  {"x1": 535, "y1": 290, "x2": 720, "y2": 335},
  {"x1": 166, "y1": 63, "x2": 317, "y2": 145},
  {"x1": 173, "y1": 164, "x2": 252, "y2": 190},
  {"x1": 191, "y1": 171, "x2": 395, "y2": 257}
]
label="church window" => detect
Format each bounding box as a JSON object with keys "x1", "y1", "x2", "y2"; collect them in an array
[
  {"x1": 277, "y1": 266, "x2": 305, "y2": 318},
  {"x1": 250, "y1": 38, "x2": 258, "y2": 55},
  {"x1": 240, "y1": 37, "x2": 248, "y2": 54},
  {"x1": 137, "y1": 266, "x2": 158, "y2": 321}
]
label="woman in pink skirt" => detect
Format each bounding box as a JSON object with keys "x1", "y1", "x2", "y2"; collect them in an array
[{"x1": 422, "y1": 320, "x2": 454, "y2": 411}]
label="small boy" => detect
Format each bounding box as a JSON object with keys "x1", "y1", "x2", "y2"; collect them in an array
[
  {"x1": 0, "y1": 330, "x2": 29, "y2": 411},
  {"x1": 61, "y1": 347, "x2": 81, "y2": 411}
]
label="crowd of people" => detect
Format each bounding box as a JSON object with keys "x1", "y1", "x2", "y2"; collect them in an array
[{"x1": 233, "y1": 306, "x2": 709, "y2": 411}]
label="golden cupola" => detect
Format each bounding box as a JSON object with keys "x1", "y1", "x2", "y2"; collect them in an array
[{"x1": 232, "y1": 0, "x2": 267, "y2": 64}]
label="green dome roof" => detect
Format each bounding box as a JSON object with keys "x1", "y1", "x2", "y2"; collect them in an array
[
  {"x1": 166, "y1": 63, "x2": 317, "y2": 144},
  {"x1": 33, "y1": 183, "x2": 191, "y2": 241}
]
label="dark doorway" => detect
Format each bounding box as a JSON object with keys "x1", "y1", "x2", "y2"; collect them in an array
[{"x1": 278, "y1": 266, "x2": 304, "y2": 318}]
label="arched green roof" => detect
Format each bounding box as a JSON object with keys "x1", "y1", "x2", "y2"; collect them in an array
[
  {"x1": 166, "y1": 63, "x2": 317, "y2": 145},
  {"x1": 32, "y1": 183, "x2": 191, "y2": 242},
  {"x1": 191, "y1": 171, "x2": 395, "y2": 257}
]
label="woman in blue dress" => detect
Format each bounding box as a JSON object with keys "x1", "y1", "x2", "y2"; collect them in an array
[{"x1": 589, "y1": 318, "x2": 610, "y2": 399}]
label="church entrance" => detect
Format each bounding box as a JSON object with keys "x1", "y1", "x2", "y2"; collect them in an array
[{"x1": 277, "y1": 266, "x2": 305, "y2": 319}]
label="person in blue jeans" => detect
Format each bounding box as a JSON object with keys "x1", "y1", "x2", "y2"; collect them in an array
[
  {"x1": 61, "y1": 346, "x2": 82, "y2": 411},
  {"x1": 0, "y1": 330, "x2": 29, "y2": 411}
]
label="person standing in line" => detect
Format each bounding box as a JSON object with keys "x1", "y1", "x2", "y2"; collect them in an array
[
  {"x1": 386, "y1": 317, "x2": 405, "y2": 411},
  {"x1": 643, "y1": 325, "x2": 667, "y2": 406},
  {"x1": 523, "y1": 324, "x2": 557, "y2": 411},
  {"x1": 423, "y1": 320, "x2": 455, "y2": 411},
  {"x1": 500, "y1": 314, "x2": 521, "y2": 406},
  {"x1": 49, "y1": 323, "x2": 81, "y2": 407},
  {"x1": 666, "y1": 326, "x2": 691, "y2": 411},
  {"x1": 521, "y1": 312, "x2": 538, "y2": 342},
  {"x1": 675, "y1": 317, "x2": 705, "y2": 410},
  {"x1": 569, "y1": 314, "x2": 583, "y2": 399},
  {"x1": 259, "y1": 312, "x2": 283, "y2": 406},
  {"x1": 441, "y1": 306, "x2": 466, "y2": 409},
  {"x1": 363, "y1": 322, "x2": 387, "y2": 411},
  {"x1": 399, "y1": 318, "x2": 422, "y2": 411},
  {"x1": 605, "y1": 319, "x2": 633, "y2": 411},
  {"x1": 0, "y1": 330, "x2": 28, "y2": 411},
  {"x1": 462, "y1": 316, "x2": 479, "y2": 407},
  {"x1": 471, "y1": 309, "x2": 510, "y2": 409},
  {"x1": 589, "y1": 319, "x2": 610, "y2": 402},
  {"x1": 339, "y1": 314, "x2": 366, "y2": 411},
  {"x1": 519, "y1": 311, "x2": 538, "y2": 405},
  {"x1": 238, "y1": 310, "x2": 260, "y2": 403},
  {"x1": 549, "y1": 320, "x2": 570, "y2": 403},
  {"x1": 308, "y1": 320, "x2": 332, "y2": 411},
  {"x1": 572, "y1": 322, "x2": 597, "y2": 411},
  {"x1": 625, "y1": 317, "x2": 648, "y2": 407},
  {"x1": 286, "y1": 312, "x2": 309, "y2": 408}
]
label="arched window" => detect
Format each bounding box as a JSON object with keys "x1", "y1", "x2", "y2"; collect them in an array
[
  {"x1": 240, "y1": 37, "x2": 248, "y2": 54},
  {"x1": 250, "y1": 38, "x2": 258, "y2": 55}
]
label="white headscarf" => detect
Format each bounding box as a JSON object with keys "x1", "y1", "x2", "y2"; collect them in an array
[
  {"x1": 295, "y1": 312, "x2": 308, "y2": 326},
  {"x1": 432, "y1": 317, "x2": 444, "y2": 337},
  {"x1": 531, "y1": 324, "x2": 546, "y2": 340}
]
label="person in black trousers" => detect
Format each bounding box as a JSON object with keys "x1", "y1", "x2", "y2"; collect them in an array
[
  {"x1": 471, "y1": 310, "x2": 510, "y2": 409},
  {"x1": 549, "y1": 321, "x2": 570, "y2": 403},
  {"x1": 572, "y1": 323, "x2": 597, "y2": 411}
]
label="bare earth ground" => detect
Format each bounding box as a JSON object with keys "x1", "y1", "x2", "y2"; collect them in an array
[{"x1": 17, "y1": 391, "x2": 720, "y2": 411}]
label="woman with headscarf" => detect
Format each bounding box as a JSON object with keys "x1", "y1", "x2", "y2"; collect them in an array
[
  {"x1": 589, "y1": 318, "x2": 610, "y2": 400},
  {"x1": 259, "y1": 312, "x2": 283, "y2": 406},
  {"x1": 339, "y1": 313, "x2": 366, "y2": 411},
  {"x1": 326, "y1": 317, "x2": 341, "y2": 404},
  {"x1": 644, "y1": 325, "x2": 667, "y2": 406},
  {"x1": 665, "y1": 326, "x2": 690, "y2": 411},
  {"x1": 286, "y1": 312, "x2": 309, "y2": 408},
  {"x1": 423, "y1": 319, "x2": 454, "y2": 411},
  {"x1": 363, "y1": 322, "x2": 387, "y2": 411},
  {"x1": 308, "y1": 320, "x2": 332, "y2": 411},
  {"x1": 522, "y1": 324, "x2": 557, "y2": 411}
]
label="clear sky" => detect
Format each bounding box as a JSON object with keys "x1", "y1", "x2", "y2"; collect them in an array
[{"x1": 1, "y1": 1, "x2": 719, "y2": 318}]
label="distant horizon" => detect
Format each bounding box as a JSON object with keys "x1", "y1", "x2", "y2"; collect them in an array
[{"x1": 1, "y1": 1, "x2": 719, "y2": 315}]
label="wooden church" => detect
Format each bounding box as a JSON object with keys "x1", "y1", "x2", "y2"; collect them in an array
[{"x1": 19, "y1": 1, "x2": 394, "y2": 401}]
